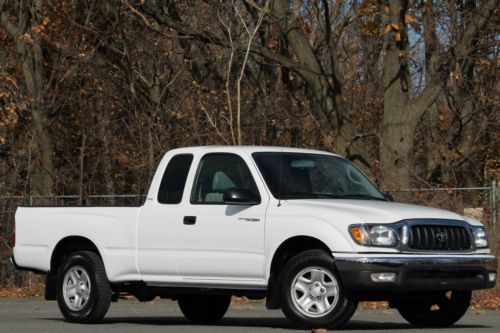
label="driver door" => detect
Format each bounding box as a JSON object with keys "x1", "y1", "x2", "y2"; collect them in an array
[{"x1": 176, "y1": 153, "x2": 268, "y2": 286}]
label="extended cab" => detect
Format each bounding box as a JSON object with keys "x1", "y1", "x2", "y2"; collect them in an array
[{"x1": 12, "y1": 146, "x2": 497, "y2": 328}]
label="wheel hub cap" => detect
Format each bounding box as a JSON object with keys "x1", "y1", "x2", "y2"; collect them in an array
[
  {"x1": 76, "y1": 281, "x2": 87, "y2": 296},
  {"x1": 291, "y1": 267, "x2": 339, "y2": 318},
  {"x1": 62, "y1": 265, "x2": 91, "y2": 311},
  {"x1": 310, "y1": 284, "x2": 326, "y2": 298}
]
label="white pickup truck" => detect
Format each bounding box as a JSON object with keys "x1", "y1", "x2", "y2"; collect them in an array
[{"x1": 12, "y1": 146, "x2": 496, "y2": 328}]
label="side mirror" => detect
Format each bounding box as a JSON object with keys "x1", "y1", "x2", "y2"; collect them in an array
[
  {"x1": 383, "y1": 192, "x2": 395, "y2": 202},
  {"x1": 223, "y1": 188, "x2": 260, "y2": 205}
]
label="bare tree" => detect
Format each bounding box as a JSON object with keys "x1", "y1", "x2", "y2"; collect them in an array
[{"x1": 1, "y1": 0, "x2": 55, "y2": 195}]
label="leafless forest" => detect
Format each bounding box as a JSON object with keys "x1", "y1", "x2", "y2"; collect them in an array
[{"x1": 0, "y1": 1, "x2": 499, "y2": 285}]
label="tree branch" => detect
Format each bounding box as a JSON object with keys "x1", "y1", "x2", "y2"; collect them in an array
[
  {"x1": 410, "y1": 0, "x2": 498, "y2": 113},
  {"x1": 140, "y1": 0, "x2": 314, "y2": 77},
  {"x1": 0, "y1": 0, "x2": 19, "y2": 37}
]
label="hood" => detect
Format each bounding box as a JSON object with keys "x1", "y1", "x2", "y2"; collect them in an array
[{"x1": 281, "y1": 199, "x2": 478, "y2": 225}]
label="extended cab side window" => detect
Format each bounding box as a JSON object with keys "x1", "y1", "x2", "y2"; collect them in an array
[
  {"x1": 157, "y1": 154, "x2": 194, "y2": 204},
  {"x1": 191, "y1": 154, "x2": 259, "y2": 204}
]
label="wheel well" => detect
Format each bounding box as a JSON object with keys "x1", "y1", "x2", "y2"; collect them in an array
[
  {"x1": 269, "y1": 236, "x2": 331, "y2": 280},
  {"x1": 50, "y1": 236, "x2": 100, "y2": 273},
  {"x1": 265, "y1": 236, "x2": 332, "y2": 309}
]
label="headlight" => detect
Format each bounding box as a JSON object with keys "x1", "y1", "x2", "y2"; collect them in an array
[
  {"x1": 473, "y1": 227, "x2": 488, "y2": 248},
  {"x1": 349, "y1": 224, "x2": 397, "y2": 247},
  {"x1": 370, "y1": 226, "x2": 397, "y2": 246}
]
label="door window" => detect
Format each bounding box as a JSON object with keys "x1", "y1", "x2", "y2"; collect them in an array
[
  {"x1": 191, "y1": 154, "x2": 259, "y2": 204},
  {"x1": 157, "y1": 154, "x2": 193, "y2": 204}
]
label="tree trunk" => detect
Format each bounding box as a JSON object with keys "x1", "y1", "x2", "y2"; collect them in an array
[
  {"x1": 270, "y1": 0, "x2": 367, "y2": 165},
  {"x1": 379, "y1": 0, "x2": 497, "y2": 188},
  {"x1": 1, "y1": 0, "x2": 55, "y2": 196},
  {"x1": 422, "y1": 0, "x2": 443, "y2": 184},
  {"x1": 379, "y1": 0, "x2": 413, "y2": 188},
  {"x1": 456, "y1": 0, "x2": 480, "y2": 193},
  {"x1": 96, "y1": 110, "x2": 116, "y2": 203}
]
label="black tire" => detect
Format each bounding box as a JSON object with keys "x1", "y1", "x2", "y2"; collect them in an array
[
  {"x1": 396, "y1": 290, "x2": 471, "y2": 327},
  {"x1": 279, "y1": 250, "x2": 357, "y2": 329},
  {"x1": 56, "y1": 251, "x2": 112, "y2": 323},
  {"x1": 178, "y1": 294, "x2": 231, "y2": 324}
]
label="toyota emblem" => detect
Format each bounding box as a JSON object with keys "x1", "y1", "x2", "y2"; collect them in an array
[{"x1": 436, "y1": 231, "x2": 447, "y2": 242}]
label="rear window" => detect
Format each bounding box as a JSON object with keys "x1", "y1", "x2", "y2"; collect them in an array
[{"x1": 157, "y1": 154, "x2": 193, "y2": 204}]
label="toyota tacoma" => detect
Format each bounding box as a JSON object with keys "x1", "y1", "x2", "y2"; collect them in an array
[{"x1": 12, "y1": 146, "x2": 497, "y2": 328}]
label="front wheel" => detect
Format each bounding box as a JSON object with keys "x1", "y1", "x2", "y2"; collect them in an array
[
  {"x1": 56, "y1": 251, "x2": 112, "y2": 323},
  {"x1": 280, "y1": 250, "x2": 357, "y2": 329},
  {"x1": 396, "y1": 290, "x2": 471, "y2": 327},
  {"x1": 178, "y1": 294, "x2": 231, "y2": 324}
]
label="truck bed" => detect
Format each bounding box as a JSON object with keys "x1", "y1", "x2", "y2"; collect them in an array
[{"x1": 14, "y1": 206, "x2": 143, "y2": 282}]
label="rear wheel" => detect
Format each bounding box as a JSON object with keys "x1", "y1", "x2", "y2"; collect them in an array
[
  {"x1": 178, "y1": 294, "x2": 231, "y2": 324},
  {"x1": 280, "y1": 250, "x2": 357, "y2": 329},
  {"x1": 396, "y1": 290, "x2": 471, "y2": 327},
  {"x1": 56, "y1": 251, "x2": 112, "y2": 323}
]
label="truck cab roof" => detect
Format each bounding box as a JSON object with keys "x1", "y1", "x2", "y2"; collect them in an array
[{"x1": 163, "y1": 145, "x2": 342, "y2": 157}]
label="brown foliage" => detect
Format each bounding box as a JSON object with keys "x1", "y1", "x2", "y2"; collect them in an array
[{"x1": 0, "y1": 0, "x2": 497, "y2": 196}]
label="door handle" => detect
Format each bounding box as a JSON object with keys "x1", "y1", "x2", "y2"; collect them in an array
[{"x1": 183, "y1": 216, "x2": 197, "y2": 225}]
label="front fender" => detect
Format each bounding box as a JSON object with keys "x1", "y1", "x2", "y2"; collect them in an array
[{"x1": 265, "y1": 215, "x2": 358, "y2": 280}]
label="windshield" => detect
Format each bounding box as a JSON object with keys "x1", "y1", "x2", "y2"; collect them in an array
[{"x1": 252, "y1": 152, "x2": 386, "y2": 200}]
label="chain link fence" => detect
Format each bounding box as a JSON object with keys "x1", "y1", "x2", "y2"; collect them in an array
[{"x1": 0, "y1": 183, "x2": 498, "y2": 288}]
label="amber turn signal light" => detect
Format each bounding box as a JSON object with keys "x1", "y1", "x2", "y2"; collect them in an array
[{"x1": 349, "y1": 225, "x2": 369, "y2": 245}]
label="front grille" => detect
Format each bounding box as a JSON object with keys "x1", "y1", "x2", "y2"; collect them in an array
[{"x1": 408, "y1": 225, "x2": 472, "y2": 251}]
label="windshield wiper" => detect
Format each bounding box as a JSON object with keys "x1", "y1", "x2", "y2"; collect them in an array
[
  {"x1": 279, "y1": 192, "x2": 324, "y2": 199},
  {"x1": 332, "y1": 193, "x2": 387, "y2": 201},
  {"x1": 279, "y1": 192, "x2": 387, "y2": 201}
]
